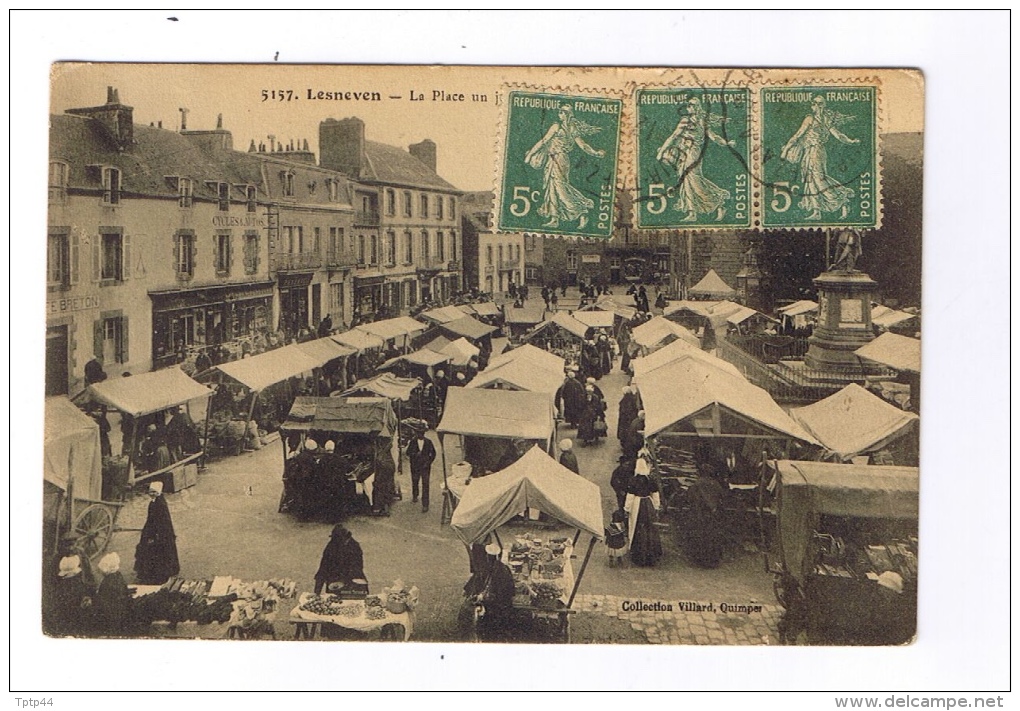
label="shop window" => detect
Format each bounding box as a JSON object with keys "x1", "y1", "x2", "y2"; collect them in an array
[
  {"x1": 386, "y1": 189, "x2": 396, "y2": 216},
  {"x1": 102, "y1": 167, "x2": 121, "y2": 205},
  {"x1": 179, "y1": 178, "x2": 194, "y2": 208},
  {"x1": 436, "y1": 231, "x2": 445, "y2": 261},
  {"x1": 403, "y1": 231, "x2": 413, "y2": 265},
  {"x1": 97, "y1": 231, "x2": 129, "y2": 282},
  {"x1": 403, "y1": 191, "x2": 412, "y2": 218},
  {"x1": 386, "y1": 231, "x2": 397, "y2": 267},
  {"x1": 47, "y1": 232, "x2": 73, "y2": 289},
  {"x1": 215, "y1": 232, "x2": 232, "y2": 275},
  {"x1": 174, "y1": 231, "x2": 195, "y2": 279},
  {"x1": 243, "y1": 232, "x2": 260, "y2": 275},
  {"x1": 246, "y1": 185, "x2": 257, "y2": 212},
  {"x1": 49, "y1": 161, "x2": 69, "y2": 203}
]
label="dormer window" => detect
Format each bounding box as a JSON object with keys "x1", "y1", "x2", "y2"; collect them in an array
[
  {"x1": 217, "y1": 181, "x2": 230, "y2": 211},
  {"x1": 178, "y1": 178, "x2": 193, "y2": 208},
  {"x1": 246, "y1": 185, "x2": 257, "y2": 212},
  {"x1": 49, "y1": 161, "x2": 69, "y2": 203},
  {"x1": 327, "y1": 179, "x2": 339, "y2": 203},
  {"x1": 102, "y1": 167, "x2": 121, "y2": 205},
  {"x1": 282, "y1": 170, "x2": 295, "y2": 198}
]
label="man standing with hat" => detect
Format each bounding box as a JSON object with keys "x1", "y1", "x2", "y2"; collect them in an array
[
  {"x1": 134, "y1": 480, "x2": 180, "y2": 585},
  {"x1": 406, "y1": 425, "x2": 437, "y2": 513}
]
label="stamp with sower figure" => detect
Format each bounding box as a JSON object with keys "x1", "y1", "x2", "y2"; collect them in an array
[
  {"x1": 636, "y1": 87, "x2": 751, "y2": 229},
  {"x1": 760, "y1": 85, "x2": 879, "y2": 229},
  {"x1": 497, "y1": 91, "x2": 622, "y2": 239}
]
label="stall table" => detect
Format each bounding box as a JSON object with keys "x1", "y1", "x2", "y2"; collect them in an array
[{"x1": 289, "y1": 592, "x2": 414, "y2": 640}]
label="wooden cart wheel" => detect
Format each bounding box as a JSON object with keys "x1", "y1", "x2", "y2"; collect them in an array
[{"x1": 72, "y1": 503, "x2": 115, "y2": 562}]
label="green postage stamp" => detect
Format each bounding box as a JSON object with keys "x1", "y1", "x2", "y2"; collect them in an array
[
  {"x1": 636, "y1": 87, "x2": 751, "y2": 229},
  {"x1": 497, "y1": 91, "x2": 622, "y2": 239},
  {"x1": 760, "y1": 85, "x2": 878, "y2": 229}
]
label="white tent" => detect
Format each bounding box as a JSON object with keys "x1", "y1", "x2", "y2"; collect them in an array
[
  {"x1": 572, "y1": 310, "x2": 616, "y2": 330},
  {"x1": 45, "y1": 396, "x2": 102, "y2": 501},
  {"x1": 631, "y1": 316, "x2": 700, "y2": 352},
  {"x1": 689, "y1": 269, "x2": 737, "y2": 299},
  {"x1": 631, "y1": 339, "x2": 744, "y2": 381},
  {"x1": 467, "y1": 357, "x2": 563, "y2": 396},
  {"x1": 486, "y1": 344, "x2": 566, "y2": 375},
  {"x1": 790, "y1": 384, "x2": 919, "y2": 461},
  {"x1": 215, "y1": 345, "x2": 321, "y2": 393},
  {"x1": 855, "y1": 333, "x2": 921, "y2": 374},
  {"x1": 437, "y1": 388, "x2": 556, "y2": 443},
  {"x1": 332, "y1": 329, "x2": 385, "y2": 352}
]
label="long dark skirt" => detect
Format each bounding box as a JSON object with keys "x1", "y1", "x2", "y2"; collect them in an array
[{"x1": 629, "y1": 497, "x2": 662, "y2": 567}]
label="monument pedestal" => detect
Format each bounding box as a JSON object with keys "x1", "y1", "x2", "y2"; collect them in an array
[{"x1": 804, "y1": 270, "x2": 884, "y2": 374}]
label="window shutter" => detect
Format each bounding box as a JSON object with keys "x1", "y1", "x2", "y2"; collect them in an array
[
  {"x1": 93, "y1": 319, "x2": 104, "y2": 359},
  {"x1": 228, "y1": 235, "x2": 234, "y2": 270},
  {"x1": 191, "y1": 234, "x2": 198, "y2": 271},
  {"x1": 92, "y1": 240, "x2": 100, "y2": 282},
  {"x1": 70, "y1": 234, "x2": 80, "y2": 285},
  {"x1": 118, "y1": 317, "x2": 129, "y2": 363},
  {"x1": 122, "y1": 235, "x2": 131, "y2": 280},
  {"x1": 173, "y1": 233, "x2": 181, "y2": 272}
]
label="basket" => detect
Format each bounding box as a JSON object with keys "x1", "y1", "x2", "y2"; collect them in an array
[{"x1": 385, "y1": 598, "x2": 408, "y2": 615}]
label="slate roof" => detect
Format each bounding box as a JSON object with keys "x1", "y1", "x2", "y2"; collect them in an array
[{"x1": 361, "y1": 140, "x2": 459, "y2": 193}]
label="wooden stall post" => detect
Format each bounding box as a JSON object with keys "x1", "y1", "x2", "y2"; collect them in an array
[
  {"x1": 566, "y1": 535, "x2": 598, "y2": 609},
  {"x1": 199, "y1": 396, "x2": 213, "y2": 472},
  {"x1": 125, "y1": 419, "x2": 139, "y2": 486}
]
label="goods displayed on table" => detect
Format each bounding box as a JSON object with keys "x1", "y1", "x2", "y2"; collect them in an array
[
  {"x1": 132, "y1": 576, "x2": 296, "y2": 629},
  {"x1": 507, "y1": 536, "x2": 573, "y2": 610},
  {"x1": 812, "y1": 533, "x2": 918, "y2": 585},
  {"x1": 292, "y1": 579, "x2": 419, "y2": 640}
]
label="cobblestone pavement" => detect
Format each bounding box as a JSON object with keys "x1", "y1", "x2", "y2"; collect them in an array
[{"x1": 573, "y1": 594, "x2": 782, "y2": 646}]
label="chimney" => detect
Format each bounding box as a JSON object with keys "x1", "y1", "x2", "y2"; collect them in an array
[
  {"x1": 180, "y1": 114, "x2": 234, "y2": 151},
  {"x1": 65, "y1": 86, "x2": 134, "y2": 151},
  {"x1": 408, "y1": 139, "x2": 437, "y2": 173},
  {"x1": 319, "y1": 117, "x2": 366, "y2": 178},
  {"x1": 248, "y1": 139, "x2": 257, "y2": 153},
  {"x1": 216, "y1": 113, "x2": 223, "y2": 130}
]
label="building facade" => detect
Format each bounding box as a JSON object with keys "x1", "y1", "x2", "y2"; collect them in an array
[
  {"x1": 459, "y1": 192, "x2": 524, "y2": 295},
  {"x1": 318, "y1": 118, "x2": 462, "y2": 318}
]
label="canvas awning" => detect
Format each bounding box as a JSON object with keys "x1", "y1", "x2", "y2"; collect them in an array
[
  {"x1": 467, "y1": 357, "x2": 563, "y2": 395},
  {"x1": 294, "y1": 337, "x2": 356, "y2": 366},
  {"x1": 504, "y1": 303, "x2": 546, "y2": 325},
  {"x1": 772, "y1": 460, "x2": 919, "y2": 584},
  {"x1": 573, "y1": 310, "x2": 616, "y2": 329},
  {"x1": 631, "y1": 339, "x2": 744, "y2": 381},
  {"x1": 790, "y1": 384, "x2": 919, "y2": 460},
  {"x1": 215, "y1": 344, "x2": 321, "y2": 392},
  {"x1": 440, "y1": 337, "x2": 480, "y2": 366},
  {"x1": 855, "y1": 333, "x2": 921, "y2": 374},
  {"x1": 357, "y1": 316, "x2": 426, "y2": 341},
  {"x1": 871, "y1": 305, "x2": 919, "y2": 330},
  {"x1": 281, "y1": 396, "x2": 397, "y2": 437},
  {"x1": 81, "y1": 367, "x2": 213, "y2": 417},
  {"x1": 450, "y1": 447, "x2": 605, "y2": 545},
  {"x1": 380, "y1": 348, "x2": 452, "y2": 370},
  {"x1": 470, "y1": 301, "x2": 501, "y2": 317},
  {"x1": 525, "y1": 312, "x2": 589, "y2": 342},
  {"x1": 690, "y1": 269, "x2": 737, "y2": 298},
  {"x1": 342, "y1": 373, "x2": 421, "y2": 402},
  {"x1": 440, "y1": 315, "x2": 497, "y2": 341},
  {"x1": 727, "y1": 306, "x2": 776, "y2": 327},
  {"x1": 593, "y1": 297, "x2": 637, "y2": 321},
  {"x1": 778, "y1": 300, "x2": 819, "y2": 317},
  {"x1": 639, "y1": 359, "x2": 816, "y2": 443},
  {"x1": 631, "y1": 316, "x2": 700, "y2": 350},
  {"x1": 332, "y1": 329, "x2": 385, "y2": 352},
  {"x1": 437, "y1": 387, "x2": 555, "y2": 442},
  {"x1": 44, "y1": 396, "x2": 102, "y2": 500},
  {"x1": 486, "y1": 344, "x2": 566, "y2": 375},
  {"x1": 421, "y1": 305, "x2": 470, "y2": 324}
]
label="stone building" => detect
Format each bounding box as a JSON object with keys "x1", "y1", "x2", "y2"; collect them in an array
[{"x1": 460, "y1": 191, "x2": 524, "y2": 295}]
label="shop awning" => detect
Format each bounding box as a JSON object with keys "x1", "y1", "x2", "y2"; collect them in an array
[
  {"x1": 639, "y1": 359, "x2": 816, "y2": 443},
  {"x1": 81, "y1": 367, "x2": 213, "y2": 417},
  {"x1": 773, "y1": 460, "x2": 919, "y2": 584},
  {"x1": 215, "y1": 345, "x2": 321, "y2": 392},
  {"x1": 440, "y1": 315, "x2": 497, "y2": 341},
  {"x1": 282, "y1": 396, "x2": 397, "y2": 437},
  {"x1": 486, "y1": 344, "x2": 566, "y2": 375},
  {"x1": 380, "y1": 348, "x2": 452, "y2": 370},
  {"x1": 790, "y1": 384, "x2": 919, "y2": 461},
  {"x1": 467, "y1": 357, "x2": 563, "y2": 395},
  {"x1": 440, "y1": 337, "x2": 480, "y2": 366},
  {"x1": 690, "y1": 269, "x2": 737, "y2": 299},
  {"x1": 342, "y1": 373, "x2": 421, "y2": 402},
  {"x1": 437, "y1": 387, "x2": 555, "y2": 442},
  {"x1": 332, "y1": 329, "x2": 385, "y2": 352},
  {"x1": 504, "y1": 303, "x2": 546, "y2": 324},
  {"x1": 45, "y1": 396, "x2": 102, "y2": 500},
  {"x1": 572, "y1": 310, "x2": 616, "y2": 330},
  {"x1": 421, "y1": 305, "x2": 470, "y2": 324},
  {"x1": 632, "y1": 339, "x2": 743, "y2": 381},
  {"x1": 294, "y1": 337, "x2": 356, "y2": 367},
  {"x1": 450, "y1": 447, "x2": 605, "y2": 545},
  {"x1": 855, "y1": 333, "x2": 921, "y2": 374},
  {"x1": 631, "y1": 316, "x2": 700, "y2": 350}
]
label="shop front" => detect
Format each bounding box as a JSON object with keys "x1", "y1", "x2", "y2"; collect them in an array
[
  {"x1": 354, "y1": 275, "x2": 386, "y2": 322},
  {"x1": 151, "y1": 282, "x2": 274, "y2": 371},
  {"x1": 278, "y1": 273, "x2": 313, "y2": 340}
]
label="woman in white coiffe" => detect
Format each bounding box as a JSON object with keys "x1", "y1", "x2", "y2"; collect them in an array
[{"x1": 625, "y1": 457, "x2": 663, "y2": 567}]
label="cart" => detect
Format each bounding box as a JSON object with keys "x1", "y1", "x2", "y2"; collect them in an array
[
  {"x1": 762, "y1": 460, "x2": 919, "y2": 644},
  {"x1": 450, "y1": 446, "x2": 604, "y2": 643},
  {"x1": 44, "y1": 397, "x2": 132, "y2": 562},
  {"x1": 278, "y1": 396, "x2": 399, "y2": 520}
]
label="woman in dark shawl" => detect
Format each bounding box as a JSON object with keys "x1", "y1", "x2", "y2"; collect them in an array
[
  {"x1": 94, "y1": 552, "x2": 133, "y2": 635},
  {"x1": 134, "y1": 480, "x2": 180, "y2": 585},
  {"x1": 314, "y1": 524, "x2": 367, "y2": 594},
  {"x1": 682, "y1": 474, "x2": 727, "y2": 568},
  {"x1": 577, "y1": 387, "x2": 604, "y2": 445},
  {"x1": 625, "y1": 458, "x2": 663, "y2": 567},
  {"x1": 617, "y1": 386, "x2": 639, "y2": 444}
]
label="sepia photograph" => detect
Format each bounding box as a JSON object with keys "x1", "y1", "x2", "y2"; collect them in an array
[{"x1": 11, "y1": 9, "x2": 1011, "y2": 699}]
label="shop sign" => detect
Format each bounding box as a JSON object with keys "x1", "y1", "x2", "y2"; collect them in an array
[
  {"x1": 212, "y1": 215, "x2": 267, "y2": 228},
  {"x1": 581, "y1": 254, "x2": 601, "y2": 264},
  {"x1": 48, "y1": 294, "x2": 100, "y2": 314}
]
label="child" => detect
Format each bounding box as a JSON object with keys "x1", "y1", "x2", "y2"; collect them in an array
[{"x1": 605, "y1": 509, "x2": 628, "y2": 567}]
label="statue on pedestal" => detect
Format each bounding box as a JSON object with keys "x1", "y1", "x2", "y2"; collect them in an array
[{"x1": 830, "y1": 230, "x2": 863, "y2": 272}]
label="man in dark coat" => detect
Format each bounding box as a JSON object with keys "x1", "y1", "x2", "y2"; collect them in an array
[
  {"x1": 558, "y1": 438, "x2": 580, "y2": 475},
  {"x1": 134, "y1": 481, "x2": 180, "y2": 585},
  {"x1": 617, "y1": 386, "x2": 640, "y2": 444},
  {"x1": 623, "y1": 411, "x2": 646, "y2": 459},
  {"x1": 555, "y1": 370, "x2": 585, "y2": 428},
  {"x1": 314, "y1": 525, "x2": 366, "y2": 594},
  {"x1": 317, "y1": 314, "x2": 333, "y2": 338},
  {"x1": 406, "y1": 428, "x2": 437, "y2": 513}
]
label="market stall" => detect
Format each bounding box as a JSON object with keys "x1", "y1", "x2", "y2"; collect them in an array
[
  {"x1": 855, "y1": 333, "x2": 921, "y2": 412},
  {"x1": 332, "y1": 328, "x2": 387, "y2": 382},
  {"x1": 486, "y1": 343, "x2": 566, "y2": 376},
  {"x1": 763, "y1": 460, "x2": 918, "y2": 644},
  {"x1": 689, "y1": 268, "x2": 737, "y2": 301},
  {"x1": 789, "y1": 384, "x2": 919, "y2": 465},
  {"x1": 75, "y1": 367, "x2": 213, "y2": 488},
  {"x1": 277, "y1": 396, "x2": 398, "y2": 520},
  {"x1": 503, "y1": 302, "x2": 546, "y2": 340},
  {"x1": 870, "y1": 305, "x2": 920, "y2": 335},
  {"x1": 466, "y1": 356, "x2": 562, "y2": 399},
  {"x1": 342, "y1": 373, "x2": 423, "y2": 455},
  {"x1": 630, "y1": 315, "x2": 700, "y2": 356},
  {"x1": 631, "y1": 338, "x2": 743, "y2": 383},
  {"x1": 439, "y1": 315, "x2": 498, "y2": 349},
  {"x1": 295, "y1": 337, "x2": 357, "y2": 392},
  {"x1": 376, "y1": 348, "x2": 451, "y2": 427},
  {"x1": 289, "y1": 582, "x2": 419, "y2": 641},
  {"x1": 521, "y1": 311, "x2": 591, "y2": 361},
  {"x1": 200, "y1": 344, "x2": 323, "y2": 455},
  {"x1": 449, "y1": 446, "x2": 604, "y2": 642},
  {"x1": 776, "y1": 300, "x2": 819, "y2": 335},
  {"x1": 421, "y1": 304, "x2": 471, "y2": 325},
  {"x1": 357, "y1": 316, "x2": 427, "y2": 354},
  {"x1": 436, "y1": 387, "x2": 557, "y2": 524}
]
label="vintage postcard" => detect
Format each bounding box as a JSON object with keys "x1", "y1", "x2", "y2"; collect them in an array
[{"x1": 42, "y1": 64, "x2": 922, "y2": 650}]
